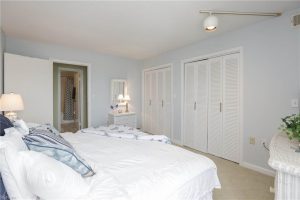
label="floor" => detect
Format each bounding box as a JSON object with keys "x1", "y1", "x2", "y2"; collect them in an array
[
  {"x1": 61, "y1": 122, "x2": 79, "y2": 133},
  {"x1": 184, "y1": 147, "x2": 275, "y2": 200}
]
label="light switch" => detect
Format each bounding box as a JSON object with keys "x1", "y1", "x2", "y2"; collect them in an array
[{"x1": 291, "y1": 99, "x2": 299, "y2": 108}]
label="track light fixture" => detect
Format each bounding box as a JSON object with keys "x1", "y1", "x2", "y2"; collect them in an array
[
  {"x1": 203, "y1": 12, "x2": 218, "y2": 32},
  {"x1": 200, "y1": 10, "x2": 281, "y2": 32}
]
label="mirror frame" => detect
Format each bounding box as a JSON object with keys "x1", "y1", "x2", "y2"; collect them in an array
[{"x1": 111, "y1": 79, "x2": 127, "y2": 106}]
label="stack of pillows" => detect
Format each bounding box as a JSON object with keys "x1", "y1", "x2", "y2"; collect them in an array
[{"x1": 0, "y1": 114, "x2": 95, "y2": 200}]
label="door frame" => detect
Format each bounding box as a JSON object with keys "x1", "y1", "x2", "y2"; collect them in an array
[
  {"x1": 51, "y1": 59, "x2": 92, "y2": 129},
  {"x1": 142, "y1": 63, "x2": 174, "y2": 141},
  {"x1": 58, "y1": 68, "x2": 83, "y2": 131},
  {"x1": 180, "y1": 47, "x2": 244, "y2": 163}
]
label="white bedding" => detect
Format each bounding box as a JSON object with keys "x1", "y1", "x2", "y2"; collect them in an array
[{"x1": 62, "y1": 132, "x2": 221, "y2": 200}]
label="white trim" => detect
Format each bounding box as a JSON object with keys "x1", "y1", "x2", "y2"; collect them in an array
[
  {"x1": 239, "y1": 48, "x2": 244, "y2": 164},
  {"x1": 180, "y1": 47, "x2": 244, "y2": 163},
  {"x1": 50, "y1": 58, "x2": 92, "y2": 128},
  {"x1": 240, "y1": 162, "x2": 275, "y2": 177},
  {"x1": 142, "y1": 63, "x2": 174, "y2": 141},
  {"x1": 58, "y1": 67, "x2": 84, "y2": 131},
  {"x1": 143, "y1": 63, "x2": 172, "y2": 72},
  {"x1": 181, "y1": 47, "x2": 242, "y2": 64}
]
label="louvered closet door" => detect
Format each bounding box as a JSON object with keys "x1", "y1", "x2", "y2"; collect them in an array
[
  {"x1": 222, "y1": 53, "x2": 240, "y2": 163},
  {"x1": 150, "y1": 71, "x2": 159, "y2": 134},
  {"x1": 208, "y1": 57, "x2": 223, "y2": 157},
  {"x1": 163, "y1": 68, "x2": 172, "y2": 138},
  {"x1": 157, "y1": 69, "x2": 164, "y2": 135},
  {"x1": 195, "y1": 60, "x2": 209, "y2": 152},
  {"x1": 183, "y1": 63, "x2": 197, "y2": 149},
  {"x1": 144, "y1": 71, "x2": 152, "y2": 133}
]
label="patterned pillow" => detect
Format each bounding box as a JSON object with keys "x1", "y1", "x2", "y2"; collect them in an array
[
  {"x1": 29, "y1": 123, "x2": 60, "y2": 136},
  {"x1": 23, "y1": 130, "x2": 95, "y2": 177},
  {"x1": 0, "y1": 115, "x2": 13, "y2": 136},
  {"x1": 25, "y1": 129, "x2": 73, "y2": 149}
]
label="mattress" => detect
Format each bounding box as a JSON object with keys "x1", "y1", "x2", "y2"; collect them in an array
[{"x1": 62, "y1": 132, "x2": 221, "y2": 200}]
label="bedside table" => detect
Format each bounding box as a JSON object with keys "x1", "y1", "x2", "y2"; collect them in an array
[{"x1": 108, "y1": 112, "x2": 137, "y2": 128}]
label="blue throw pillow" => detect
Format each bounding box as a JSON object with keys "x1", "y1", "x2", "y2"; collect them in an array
[
  {"x1": 23, "y1": 130, "x2": 95, "y2": 177},
  {"x1": 0, "y1": 174, "x2": 9, "y2": 200},
  {"x1": 0, "y1": 114, "x2": 13, "y2": 136},
  {"x1": 26, "y1": 129, "x2": 73, "y2": 149}
]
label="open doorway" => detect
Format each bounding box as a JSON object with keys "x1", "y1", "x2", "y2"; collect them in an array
[{"x1": 53, "y1": 63, "x2": 88, "y2": 133}]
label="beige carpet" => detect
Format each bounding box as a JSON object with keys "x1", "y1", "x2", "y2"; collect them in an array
[{"x1": 184, "y1": 147, "x2": 275, "y2": 200}]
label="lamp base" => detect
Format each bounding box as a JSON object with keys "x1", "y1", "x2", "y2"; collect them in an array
[
  {"x1": 125, "y1": 102, "x2": 129, "y2": 112},
  {"x1": 5, "y1": 111, "x2": 18, "y2": 121}
]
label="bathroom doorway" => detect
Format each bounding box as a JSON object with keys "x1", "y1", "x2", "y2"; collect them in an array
[{"x1": 53, "y1": 63, "x2": 88, "y2": 133}]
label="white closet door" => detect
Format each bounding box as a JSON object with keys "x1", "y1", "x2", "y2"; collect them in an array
[
  {"x1": 222, "y1": 53, "x2": 240, "y2": 163},
  {"x1": 150, "y1": 71, "x2": 159, "y2": 134},
  {"x1": 163, "y1": 68, "x2": 172, "y2": 138},
  {"x1": 144, "y1": 71, "x2": 152, "y2": 133},
  {"x1": 208, "y1": 57, "x2": 223, "y2": 157},
  {"x1": 157, "y1": 69, "x2": 164, "y2": 135},
  {"x1": 195, "y1": 60, "x2": 209, "y2": 152},
  {"x1": 183, "y1": 63, "x2": 197, "y2": 149},
  {"x1": 4, "y1": 53, "x2": 52, "y2": 124}
]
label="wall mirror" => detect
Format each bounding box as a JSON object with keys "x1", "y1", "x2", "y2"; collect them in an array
[{"x1": 111, "y1": 79, "x2": 127, "y2": 105}]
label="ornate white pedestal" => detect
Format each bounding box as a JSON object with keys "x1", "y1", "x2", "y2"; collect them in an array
[{"x1": 268, "y1": 133, "x2": 300, "y2": 200}]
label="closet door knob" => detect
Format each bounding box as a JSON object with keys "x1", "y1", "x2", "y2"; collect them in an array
[
  {"x1": 194, "y1": 102, "x2": 197, "y2": 110},
  {"x1": 220, "y1": 102, "x2": 222, "y2": 112}
]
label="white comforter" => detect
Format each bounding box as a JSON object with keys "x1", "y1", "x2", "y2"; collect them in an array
[{"x1": 62, "y1": 132, "x2": 220, "y2": 200}]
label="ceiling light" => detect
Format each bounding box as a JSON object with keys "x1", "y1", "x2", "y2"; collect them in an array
[
  {"x1": 200, "y1": 10, "x2": 281, "y2": 32},
  {"x1": 203, "y1": 13, "x2": 218, "y2": 32}
]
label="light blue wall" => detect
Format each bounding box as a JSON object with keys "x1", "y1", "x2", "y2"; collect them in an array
[
  {"x1": 5, "y1": 37, "x2": 142, "y2": 128},
  {"x1": 298, "y1": 25, "x2": 300, "y2": 103},
  {"x1": 0, "y1": 30, "x2": 4, "y2": 94},
  {"x1": 142, "y1": 9, "x2": 300, "y2": 170},
  {"x1": 0, "y1": 1, "x2": 2, "y2": 95}
]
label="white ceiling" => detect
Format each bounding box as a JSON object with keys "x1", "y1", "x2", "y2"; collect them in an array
[{"x1": 2, "y1": 1, "x2": 300, "y2": 60}]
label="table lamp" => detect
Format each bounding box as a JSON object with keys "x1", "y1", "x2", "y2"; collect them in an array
[
  {"x1": 117, "y1": 94, "x2": 124, "y2": 103},
  {"x1": 0, "y1": 93, "x2": 24, "y2": 121},
  {"x1": 123, "y1": 94, "x2": 130, "y2": 112}
]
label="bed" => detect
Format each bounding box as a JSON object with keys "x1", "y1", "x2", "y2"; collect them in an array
[{"x1": 0, "y1": 121, "x2": 220, "y2": 200}]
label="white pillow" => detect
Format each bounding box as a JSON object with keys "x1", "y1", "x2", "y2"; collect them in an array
[
  {"x1": 0, "y1": 134, "x2": 35, "y2": 200},
  {"x1": 1, "y1": 128, "x2": 27, "y2": 150},
  {"x1": 26, "y1": 122, "x2": 41, "y2": 129},
  {"x1": 13, "y1": 120, "x2": 30, "y2": 135},
  {"x1": 20, "y1": 151, "x2": 90, "y2": 199},
  {"x1": 0, "y1": 148, "x2": 24, "y2": 199}
]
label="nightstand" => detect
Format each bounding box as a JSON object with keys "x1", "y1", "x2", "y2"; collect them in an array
[{"x1": 108, "y1": 112, "x2": 137, "y2": 128}]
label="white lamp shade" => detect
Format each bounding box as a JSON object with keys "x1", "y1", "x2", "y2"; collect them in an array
[
  {"x1": 117, "y1": 94, "x2": 124, "y2": 101},
  {"x1": 123, "y1": 95, "x2": 131, "y2": 101},
  {"x1": 204, "y1": 15, "x2": 218, "y2": 31},
  {"x1": 0, "y1": 93, "x2": 24, "y2": 111}
]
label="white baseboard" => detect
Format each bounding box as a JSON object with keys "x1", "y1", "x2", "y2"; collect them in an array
[{"x1": 240, "y1": 161, "x2": 275, "y2": 177}]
